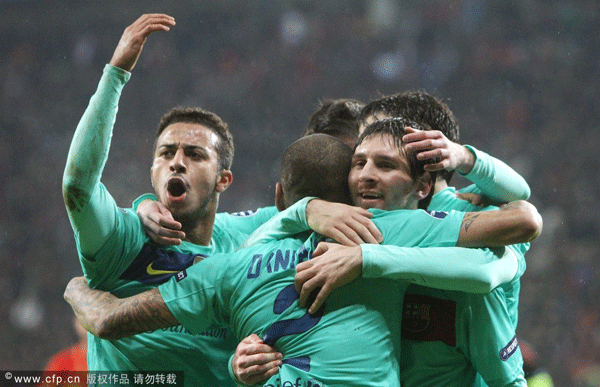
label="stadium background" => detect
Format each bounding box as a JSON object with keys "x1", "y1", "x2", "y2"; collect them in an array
[{"x1": 1, "y1": 0, "x2": 598, "y2": 385}]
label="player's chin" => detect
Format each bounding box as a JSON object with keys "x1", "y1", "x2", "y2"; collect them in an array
[{"x1": 355, "y1": 197, "x2": 386, "y2": 210}]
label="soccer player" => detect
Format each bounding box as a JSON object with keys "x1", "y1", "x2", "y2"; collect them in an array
[
  {"x1": 302, "y1": 98, "x2": 364, "y2": 148},
  {"x1": 297, "y1": 92, "x2": 535, "y2": 386},
  {"x1": 61, "y1": 14, "x2": 240, "y2": 385},
  {"x1": 64, "y1": 127, "x2": 539, "y2": 386},
  {"x1": 62, "y1": 14, "x2": 379, "y2": 386},
  {"x1": 138, "y1": 96, "x2": 372, "y2": 247},
  {"x1": 231, "y1": 91, "x2": 536, "y2": 385}
]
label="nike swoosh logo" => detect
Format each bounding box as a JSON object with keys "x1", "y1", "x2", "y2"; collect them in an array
[{"x1": 146, "y1": 262, "x2": 180, "y2": 275}]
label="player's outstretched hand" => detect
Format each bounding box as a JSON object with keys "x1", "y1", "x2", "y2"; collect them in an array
[
  {"x1": 231, "y1": 334, "x2": 282, "y2": 386},
  {"x1": 402, "y1": 127, "x2": 475, "y2": 174},
  {"x1": 110, "y1": 13, "x2": 176, "y2": 72},
  {"x1": 295, "y1": 242, "x2": 363, "y2": 314},
  {"x1": 306, "y1": 199, "x2": 382, "y2": 246},
  {"x1": 137, "y1": 199, "x2": 185, "y2": 245}
]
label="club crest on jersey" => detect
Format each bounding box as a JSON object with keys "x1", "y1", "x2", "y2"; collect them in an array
[
  {"x1": 500, "y1": 335, "x2": 519, "y2": 361},
  {"x1": 403, "y1": 299, "x2": 432, "y2": 333},
  {"x1": 425, "y1": 210, "x2": 448, "y2": 219},
  {"x1": 231, "y1": 209, "x2": 258, "y2": 217},
  {"x1": 401, "y1": 293, "x2": 457, "y2": 346}
]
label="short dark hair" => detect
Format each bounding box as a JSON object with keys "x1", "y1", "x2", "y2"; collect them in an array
[
  {"x1": 356, "y1": 118, "x2": 436, "y2": 209},
  {"x1": 280, "y1": 134, "x2": 353, "y2": 208},
  {"x1": 359, "y1": 90, "x2": 458, "y2": 183},
  {"x1": 303, "y1": 98, "x2": 364, "y2": 142},
  {"x1": 155, "y1": 107, "x2": 234, "y2": 171}
]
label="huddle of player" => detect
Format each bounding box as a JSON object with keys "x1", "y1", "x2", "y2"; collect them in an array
[{"x1": 62, "y1": 14, "x2": 541, "y2": 387}]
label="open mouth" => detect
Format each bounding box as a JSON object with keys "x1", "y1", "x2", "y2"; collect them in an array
[
  {"x1": 360, "y1": 192, "x2": 382, "y2": 200},
  {"x1": 167, "y1": 177, "x2": 187, "y2": 198}
]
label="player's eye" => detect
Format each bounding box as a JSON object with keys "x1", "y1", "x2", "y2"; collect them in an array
[{"x1": 352, "y1": 159, "x2": 366, "y2": 168}]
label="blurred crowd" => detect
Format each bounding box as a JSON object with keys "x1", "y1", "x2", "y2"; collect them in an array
[{"x1": 1, "y1": 0, "x2": 599, "y2": 385}]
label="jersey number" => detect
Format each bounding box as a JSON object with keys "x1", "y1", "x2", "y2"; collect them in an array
[{"x1": 262, "y1": 284, "x2": 324, "y2": 371}]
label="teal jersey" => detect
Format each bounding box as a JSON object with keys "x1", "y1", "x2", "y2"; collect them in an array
[
  {"x1": 457, "y1": 145, "x2": 531, "y2": 203},
  {"x1": 159, "y1": 209, "x2": 468, "y2": 387},
  {"x1": 399, "y1": 187, "x2": 528, "y2": 387},
  {"x1": 64, "y1": 65, "x2": 276, "y2": 386}
]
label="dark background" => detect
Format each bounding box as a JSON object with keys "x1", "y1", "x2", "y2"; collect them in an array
[{"x1": 1, "y1": 1, "x2": 598, "y2": 385}]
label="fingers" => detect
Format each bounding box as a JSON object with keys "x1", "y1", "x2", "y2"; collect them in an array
[
  {"x1": 233, "y1": 335, "x2": 283, "y2": 385},
  {"x1": 140, "y1": 201, "x2": 185, "y2": 245},
  {"x1": 146, "y1": 214, "x2": 185, "y2": 245},
  {"x1": 403, "y1": 127, "x2": 440, "y2": 143},
  {"x1": 110, "y1": 14, "x2": 175, "y2": 71},
  {"x1": 306, "y1": 201, "x2": 381, "y2": 245},
  {"x1": 135, "y1": 14, "x2": 176, "y2": 38},
  {"x1": 312, "y1": 241, "x2": 333, "y2": 258},
  {"x1": 307, "y1": 283, "x2": 331, "y2": 315},
  {"x1": 295, "y1": 242, "x2": 332, "y2": 307},
  {"x1": 341, "y1": 209, "x2": 382, "y2": 245},
  {"x1": 295, "y1": 242, "x2": 363, "y2": 312},
  {"x1": 294, "y1": 268, "x2": 314, "y2": 306},
  {"x1": 352, "y1": 211, "x2": 383, "y2": 244},
  {"x1": 132, "y1": 13, "x2": 176, "y2": 34}
]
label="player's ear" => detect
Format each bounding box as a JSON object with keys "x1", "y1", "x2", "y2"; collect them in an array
[
  {"x1": 275, "y1": 182, "x2": 285, "y2": 211},
  {"x1": 413, "y1": 172, "x2": 433, "y2": 201},
  {"x1": 215, "y1": 169, "x2": 233, "y2": 193}
]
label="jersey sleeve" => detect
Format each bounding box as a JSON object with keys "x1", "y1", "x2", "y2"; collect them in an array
[
  {"x1": 460, "y1": 291, "x2": 528, "y2": 386},
  {"x1": 63, "y1": 64, "x2": 131, "y2": 258},
  {"x1": 158, "y1": 256, "x2": 231, "y2": 334},
  {"x1": 459, "y1": 145, "x2": 530, "y2": 202},
  {"x1": 362, "y1": 245, "x2": 518, "y2": 293},
  {"x1": 237, "y1": 197, "x2": 314, "y2": 249},
  {"x1": 217, "y1": 205, "x2": 280, "y2": 239},
  {"x1": 131, "y1": 193, "x2": 158, "y2": 210}
]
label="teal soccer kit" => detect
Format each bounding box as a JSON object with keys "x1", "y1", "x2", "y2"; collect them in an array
[
  {"x1": 64, "y1": 64, "x2": 277, "y2": 386},
  {"x1": 244, "y1": 145, "x2": 531, "y2": 386},
  {"x1": 397, "y1": 145, "x2": 530, "y2": 387},
  {"x1": 159, "y1": 207, "x2": 515, "y2": 387}
]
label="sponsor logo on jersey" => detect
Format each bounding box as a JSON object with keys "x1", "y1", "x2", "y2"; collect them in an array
[
  {"x1": 500, "y1": 335, "x2": 519, "y2": 361},
  {"x1": 263, "y1": 375, "x2": 326, "y2": 387},
  {"x1": 175, "y1": 270, "x2": 187, "y2": 282},
  {"x1": 402, "y1": 293, "x2": 457, "y2": 346},
  {"x1": 231, "y1": 209, "x2": 258, "y2": 217},
  {"x1": 146, "y1": 262, "x2": 180, "y2": 275},
  {"x1": 425, "y1": 210, "x2": 448, "y2": 219},
  {"x1": 120, "y1": 244, "x2": 207, "y2": 285}
]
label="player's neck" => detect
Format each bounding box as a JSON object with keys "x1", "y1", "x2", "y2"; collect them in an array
[
  {"x1": 433, "y1": 179, "x2": 449, "y2": 194},
  {"x1": 183, "y1": 212, "x2": 216, "y2": 246}
]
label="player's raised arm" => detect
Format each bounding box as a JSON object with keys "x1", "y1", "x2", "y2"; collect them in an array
[
  {"x1": 64, "y1": 277, "x2": 178, "y2": 340},
  {"x1": 62, "y1": 14, "x2": 175, "y2": 256}
]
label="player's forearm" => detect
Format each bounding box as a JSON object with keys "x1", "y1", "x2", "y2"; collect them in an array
[
  {"x1": 62, "y1": 65, "x2": 130, "y2": 214},
  {"x1": 65, "y1": 278, "x2": 178, "y2": 340},
  {"x1": 461, "y1": 146, "x2": 531, "y2": 202},
  {"x1": 96, "y1": 288, "x2": 179, "y2": 339},
  {"x1": 457, "y1": 201, "x2": 542, "y2": 247},
  {"x1": 362, "y1": 245, "x2": 517, "y2": 293},
  {"x1": 238, "y1": 197, "x2": 312, "y2": 249}
]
